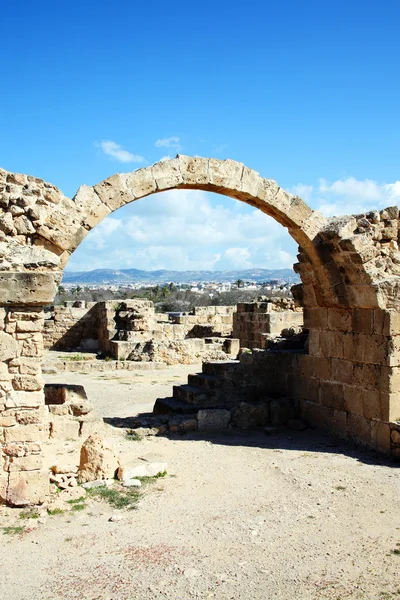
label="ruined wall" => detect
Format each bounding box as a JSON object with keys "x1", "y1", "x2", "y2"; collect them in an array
[
  {"x1": 2, "y1": 156, "x2": 400, "y2": 505},
  {"x1": 43, "y1": 302, "x2": 99, "y2": 351},
  {"x1": 98, "y1": 300, "x2": 237, "y2": 364},
  {"x1": 232, "y1": 299, "x2": 303, "y2": 349},
  {"x1": 0, "y1": 307, "x2": 49, "y2": 506},
  {"x1": 171, "y1": 306, "x2": 234, "y2": 337}
]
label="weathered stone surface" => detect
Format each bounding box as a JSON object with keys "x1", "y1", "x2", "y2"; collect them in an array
[
  {"x1": 231, "y1": 402, "x2": 268, "y2": 429},
  {"x1": 0, "y1": 272, "x2": 59, "y2": 304},
  {"x1": 116, "y1": 462, "x2": 167, "y2": 481},
  {"x1": 78, "y1": 435, "x2": 119, "y2": 483},
  {"x1": 197, "y1": 409, "x2": 231, "y2": 431},
  {"x1": 7, "y1": 470, "x2": 48, "y2": 506},
  {"x1": 0, "y1": 330, "x2": 18, "y2": 360},
  {"x1": 269, "y1": 398, "x2": 295, "y2": 426}
]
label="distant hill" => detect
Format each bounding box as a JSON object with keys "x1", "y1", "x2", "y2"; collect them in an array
[{"x1": 62, "y1": 268, "x2": 299, "y2": 285}]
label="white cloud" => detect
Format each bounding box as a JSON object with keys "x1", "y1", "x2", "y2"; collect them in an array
[
  {"x1": 292, "y1": 176, "x2": 400, "y2": 218},
  {"x1": 154, "y1": 136, "x2": 182, "y2": 151},
  {"x1": 67, "y1": 188, "x2": 298, "y2": 272},
  {"x1": 95, "y1": 140, "x2": 145, "y2": 164},
  {"x1": 159, "y1": 155, "x2": 172, "y2": 162}
]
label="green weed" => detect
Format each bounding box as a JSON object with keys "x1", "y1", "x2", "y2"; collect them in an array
[
  {"x1": 19, "y1": 508, "x2": 40, "y2": 520},
  {"x1": 125, "y1": 430, "x2": 144, "y2": 441},
  {"x1": 87, "y1": 484, "x2": 140, "y2": 510},
  {"x1": 2, "y1": 526, "x2": 25, "y2": 535},
  {"x1": 47, "y1": 508, "x2": 65, "y2": 516}
]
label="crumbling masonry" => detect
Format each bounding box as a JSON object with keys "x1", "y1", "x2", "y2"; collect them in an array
[{"x1": 1, "y1": 155, "x2": 400, "y2": 505}]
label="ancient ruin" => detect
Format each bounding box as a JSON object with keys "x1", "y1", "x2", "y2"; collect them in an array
[{"x1": 1, "y1": 154, "x2": 400, "y2": 506}]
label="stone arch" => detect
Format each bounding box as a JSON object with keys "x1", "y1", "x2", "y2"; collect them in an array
[{"x1": 1, "y1": 156, "x2": 400, "y2": 506}]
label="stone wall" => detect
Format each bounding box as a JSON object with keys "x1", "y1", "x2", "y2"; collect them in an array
[
  {"x1": 232, "y1": 298, "x2": 303, "y2": 349},
  {"x1": 98, "y1": 300, "x2": 238, "y2": 365},
  {"x1": 43, "y1": 302, "x2": 99, "y2": 351},
  {"x1": 171, "y1": 306, "x2": 234, "y2": 337},
  {"x1": 2, "y1": 156, "x2": 400, "y2": 505}
]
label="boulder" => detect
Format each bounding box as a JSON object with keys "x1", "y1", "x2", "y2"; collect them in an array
[{"x1": 78, "y1": 435, "x2": 119, "y2": 483}]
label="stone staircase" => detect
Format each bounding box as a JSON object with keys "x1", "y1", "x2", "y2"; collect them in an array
[{"x1": 153, "y1": 360, "x2": 242, "y2": 415}]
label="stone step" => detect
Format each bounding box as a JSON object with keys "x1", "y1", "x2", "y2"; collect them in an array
[
  {"x1": 187, "y1": 373, "x2": 219, "y2": 390},
  {"x1": 153, "y1": 397, "x2": 199, "y2": 415},
  {"x1": 202, "y1": 360, "x2": 241, "y2": 377},
  {"x1": 173, "y1": 384, "x2": 211, "y2": 404}
]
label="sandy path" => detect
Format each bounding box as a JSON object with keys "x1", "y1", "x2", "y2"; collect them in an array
[{"x1": 1, "y1": 365, "x2": 400, "y2": 600}]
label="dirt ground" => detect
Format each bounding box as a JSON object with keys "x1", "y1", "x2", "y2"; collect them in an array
[{"x1": 1, "y1": 363, "x2": 400, "y2": 600}]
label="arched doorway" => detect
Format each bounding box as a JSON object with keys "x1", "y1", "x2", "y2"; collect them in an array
[{"x1": 0, "y1": 155, "x2": 399, "y2": 505}]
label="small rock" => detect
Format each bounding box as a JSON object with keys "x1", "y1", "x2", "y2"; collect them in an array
[
  {"x1": 116, "y1": 462, "x2": 167, "y2": 480},
  {"x1": 121, "y1": 478, "x2": 142, "y2": 488},
  {"x1": 109, "y1": 514, "x2": 123, "y2": 522},
  {"x1": 81, "y1": 479, "x2": 108, "y2": 489}
]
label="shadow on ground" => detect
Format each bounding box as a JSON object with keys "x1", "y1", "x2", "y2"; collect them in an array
[{"x1": 104, "y1": 415, "x2": 399, "y2": 469}]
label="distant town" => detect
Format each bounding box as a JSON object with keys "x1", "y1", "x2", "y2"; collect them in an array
[{"x1": 58, "y1": 267, "x2": 300, "y2": 309}]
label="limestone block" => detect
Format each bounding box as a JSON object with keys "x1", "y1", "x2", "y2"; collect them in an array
[
  {"x1": 240, "y1": 167, "x2": 262, "y2": 197},
  {"x1": 231, "y1": 402, "x2": 268, "y2": 429},
  {"x1": 197, "y1": 409, "x2": 231, "y2": 431},
  {"x1": 13, "y1": 215, "x2": 35, "y2": 235},
  {"x1": 5, "y1": 390, "x2": 44, "y2": 408},
  {"x1": 319, "y1": 330, "x2": 344, "y2": 359},
  {"x1": 116, "y1": 461, "x2": 167, "y2": 481},
  {"x1": 320, "y1": 381, "x2": 344, "y2": 410},
  {"x1": 4, "y1": 423, "x2": 47, "y2": 443},
  {"x1": 327, "y1": 309, "x2": 352, "y2": 332},
  {"x1": 208, "y1": 158, "x2": 243, "y2": 192},
  {"x1": 178, "y1": 155, "x2": 209, "y2": 186},
  {"x1": 0, "y1": 272, "x2": 59, "y2": 305},
  {"x1": 72, "y1": 185, "x2": 111, "y2": 229},
  {"x1": 37, "y1": 222, "x2": 88, "y2": 253},
  {"x1": 12, "y1": 374, "x2": 43, "y2": 391},
  {"x1": 313, "y1": 357, "x2": 333, "y2": 380},
  {"x1": 152, "y1": 158, "x2": 183, "y2": 191},
  {"x1": 0, "y1": 330, "x2": 18, "y2": 361},
  {"x1": 362, "y1": 389, "x2": 381, "y2": 420},
  {"x1": 353, "y1": 363, "x2": 382, "y2": 391},
  {"x1": 1, "y1": 239, "x2": 60, "y2": 270},
  {"x1": 346, "y1": 413, "x2": 371, "y2": 446},
  {"x1": 7, "y1": 469, "x2": 48, "y2": 506},
  {"x1": 287, "y1": 196, "x2": 314, "y2": 228},
  {"x1": 125, "y1": 168, "x2": 157, "y2": 201},
  {"x1": 7, "y1": 454, "x2": 43, "y2": 471},
  {"x1": 0, "y1": 414, "x2": 17, "y2": 426},
  {"x1": 78, "y1": 434, "x2": 119, "y2": 483},
  {"x1": 343, "y1": 333, "x2": 387, "y2": 365},
  {"x1": 343, "y1": 385, "x2": 364, "y2": 416},
  {"x1": 352, "y1": 308, "x2": 374, "y2": 334},
  {"x1": 331, "y1": 358, "x2": 353, "y2": 385},
  {"x1": 49, "y1": 418, "x2": 80, "y2": 440},
  {"x1": 16, "y1": 320, "x2": 43, "y2": 333}
]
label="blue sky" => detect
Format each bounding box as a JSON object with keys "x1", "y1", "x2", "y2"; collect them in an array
[{"x1": 1, "y1": 0, "x2": 399, "y2": 272}]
